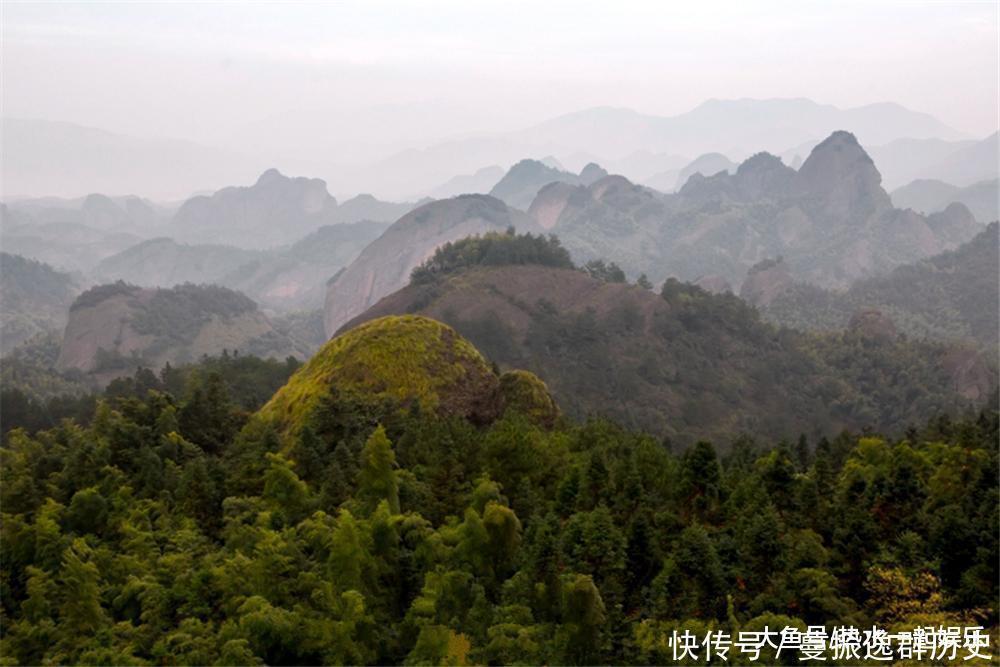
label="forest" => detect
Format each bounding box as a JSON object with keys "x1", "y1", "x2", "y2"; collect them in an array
[{"x1": 1, "y1": 344, "x2": 996, "y2": 665}]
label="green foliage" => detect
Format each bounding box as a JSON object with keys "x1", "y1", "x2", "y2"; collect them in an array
[
  {"x1": 259, "y1": 315, "x2": 500, "y2": 435},
  {"x1": 411, "y1": 228, "x2": 574, "y2": 284},
  {"x1": 128, "y1": 283, "x2": 257, "y2": 341},
  {"x1": 498, "y1": 370, "x2": 560, "y2": 428},
  {"x1": 0, "y1": 325, "x2": 996, "y2": 665},
  {"x1": 361, "y1": 264, "x2": 992, "y2": 444},
  {"x1": 2, "y1": 350, "x2": 301, "y2": 436},
  {"x1": 358, "y1": 425, "x2": 400, "y2": 514},
  {"x1": 583, "y1": 259, "x2": 627, "y2": 283}
]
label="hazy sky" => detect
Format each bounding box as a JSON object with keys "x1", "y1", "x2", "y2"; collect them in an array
[{"x1": 3, "y1": 0, "x2": 998, "y2": 156}]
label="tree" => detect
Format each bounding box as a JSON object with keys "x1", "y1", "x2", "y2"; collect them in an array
[
  {"x1": 560, "y1": 574, "x2": 606, "y2": 664},
  {"x1": 681, "y1": 441, "x2": 721, "y2": 519},
  {"x1": 58, "y1": 539, "x2": 107, "y2": 635},
  {"x1": 358, "y1": 425, "x2": 400, "y2": 514},
  {"x1": 65, "y1": 487, "x2": 109, "y2": 536},
  {"x1": 262, "y1": 452, "x2": 312, "y2": 523}
]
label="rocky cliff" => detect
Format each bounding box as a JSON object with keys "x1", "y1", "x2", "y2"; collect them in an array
[
  {"x1": 323, "y1": 195, "x2": 536, "y2": 337},
  {"x1": 57, "y1": 282, "x2": 306, "y2": 382}
]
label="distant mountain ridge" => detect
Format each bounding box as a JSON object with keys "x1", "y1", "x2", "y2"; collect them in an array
[
  {"x1": 341, "y1": 98, "x2": 968, "y2": 198},
  {"x1": 169, "y1": 168, "x2": 417, "y2": 249},
  {"x1": 530, "y1": 131, "x2": 981, "y2": 290},
  {"x1": 92, "y1": 220, "x2": 389, "y2": 312},
  {"x1": 891, "y1": 178, "x2": 999, "y2": 223},
  {"x1": 488, "y1": 159, "x2": 592, "y2": 210}
]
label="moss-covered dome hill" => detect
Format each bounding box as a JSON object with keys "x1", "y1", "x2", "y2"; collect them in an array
[{"x1": 257, "y1": 315, "x2": 558, "y2": 436}]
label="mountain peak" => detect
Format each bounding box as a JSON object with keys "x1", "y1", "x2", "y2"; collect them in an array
[
  {"x1": 255, "y1": 168, "x2": 288, "y2": 186},
  {"x1": 798, "y1": 130, "x2": 891, "y2": 215},
  {"x1": 579, "y1": 162, "x2": 609, "y2": 185}
]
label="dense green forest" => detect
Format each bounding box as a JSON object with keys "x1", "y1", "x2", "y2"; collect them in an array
[{"x1": 1, "y1": 316, "x2": 996, "y2": 665}]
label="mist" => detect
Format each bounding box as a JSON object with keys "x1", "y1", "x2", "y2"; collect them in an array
[{"x1": 2, "y1": 1, "x2": 997, "y2": 200}]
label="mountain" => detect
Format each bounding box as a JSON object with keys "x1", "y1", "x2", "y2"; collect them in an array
[
  {"x1": 858, "y1": 133, "x2": 999, "y2": 189},
  {"x1": 91, "y1": 238, "x2": 261, "y2": 288},
  {"x1": 3, "y1": 192, "x2": 175, "y2": 233},
  {"x1": 333, "y1": 194, "x2": 419, "y2": 225},
  {"x1": 0, "y1": 253, "x2": 79, "y2": 355},
  {"x1": 891, "y1": 178, "x2": 999, "y2": 223},
  {"x1": 605, "y1": 150, "x2": 689, "y2": 184},
  {"x1": 671, "y1": 153, "x2": 737, "y2": 191},
  {"x1": 866, "y1": 137, "x2": 976, "y2": 189},
  {"x1": 0, "y1": 205, "x2": 145, "y2": 273},
  {"x1": 518, "y1": 99, "x2": 964, "y2": 163},
  {"x1": 531, "y1": 131, "x2": 981, "y2": 290},
  {"x1": 56, "y1": 282, "x2": 307, "y2": 382},
  {"x1": 336, "y1": 98, "x2": 963, "y2": 200},
  {"x1": 323, "y1": 195, "x2": 537, "y2": 336},
  {"x1": 91, "y1": 221, "x2": 389, "y2": 313},
  {"x1": 754, "y1": 223, "x2": 999, "y2": 349},
  {"x1": 0, "y1": 117, "x2": 264, "y2": 200},
  {"x1": 340, "y1": 238, "x2": 990, "y2": 442},
  {"x1": 220, "y1": 221, "x2": 391, "y2": 311},
  {"x1": 488, "y1": 159, "x2": 585, "y2": 210},
  {"x1": 423, "y1": 165, "x2": 506, "y2": 199},
  {"x1": 169, "y1": 169, "x2": 339, "y2": 249},
  {"x1": 916, "y1": 132, "x2": 999, "y2": 187},
  {"x1": 168, "y1": 169, "x2": 415, "y2": 250}
]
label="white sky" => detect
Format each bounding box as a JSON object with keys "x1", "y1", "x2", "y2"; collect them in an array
[{"x1": 2, "y1": 0, "x2": 998, "y2": 151}]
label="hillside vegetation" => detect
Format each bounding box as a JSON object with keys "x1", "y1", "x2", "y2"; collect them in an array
[
  {"x1": 758, "y1": 223, "x2": 999, "y2": 348},
  {"x1": 344, "y1": 250, "x2": 992, "y2": 443},
  {"x1": 0, "y1": 253, "x2": 79, "y2": 355},
  {"x1": 0, "y1": 313, "x2": 995, "y2": 665}
]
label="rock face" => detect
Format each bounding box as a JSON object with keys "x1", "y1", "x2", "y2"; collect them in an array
[
  {"x1": 259, "y1": 315, "x2": 506, "y2": 434},
  {"x1": 530, "y1": 130, "x2": 981, "y2": 291},
  {"x1": 739, "y1": 258, "x2": 794, "y2": 308},
  {"x1": 797, "y1": 130, "x2": 892, "y2": 220},
  {"x1": 942, "y1": 349, "x2": 994, "y2": 402},
  {"x1": 223, "y1": 221, "x2": 390, "y2": 311},
  {"x1": 323, "y1": 195, "x2": 535, "y2": 337},
  {"x1": 57, "y1": 283, "x2": 305, "y2": 381}
]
